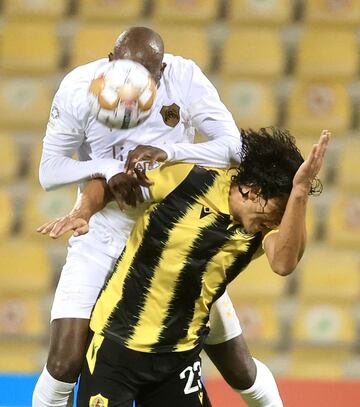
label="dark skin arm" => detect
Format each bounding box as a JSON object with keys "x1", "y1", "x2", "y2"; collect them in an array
[{"x1": 37, "y1": 178, "x2": 113, "y2": 238}]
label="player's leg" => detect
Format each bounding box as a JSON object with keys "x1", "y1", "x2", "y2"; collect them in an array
[
  {"x1": 204, "y1": 292, "x2": 283, "y2": 406},
  {"x1": 32, "y1": 240, "x2": 117, "y2": 407}
]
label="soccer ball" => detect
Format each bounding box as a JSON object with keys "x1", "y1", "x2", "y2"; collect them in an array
[{"x1": 88, "y1": 59, "x2": 157, "y2": 129}]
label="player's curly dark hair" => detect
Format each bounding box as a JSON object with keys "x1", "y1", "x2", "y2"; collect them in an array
[{"x1": 232, "y1": 127, "x2": 322, "y2": 200}]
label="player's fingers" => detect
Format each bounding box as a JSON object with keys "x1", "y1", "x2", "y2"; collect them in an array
[
  {"x1": 124, "y1": 184, "x2": 138, "y2": 207},
  {"x1": 113, "y1": 193, "x2": 125, "y2": 211},
  {"x1": 37, "y1": 219, "x2": 58, "y2": 233},
  {"x1": 134, "y1": 167, "x2": 154, "y2": 187},
  {"x1": 133, "y1": 183, "x2": 144, "y2": 204},
  {"x1": 49, "y1": 218, "x2": 87, "y2": 239},
  {"x1": 125, "y1": 149, "x2": 147, "y2": 173},
  {"x1": 73, "y1": 222, "x2": 90, "y2": 237}
]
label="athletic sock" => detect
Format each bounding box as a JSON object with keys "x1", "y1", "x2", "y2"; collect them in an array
[
  {"x1": 237, "y1": 358, "x2": 284, "y2": 407},
  {"x1": 32, "y1": 366, "x2": 76, "y2": 407}
]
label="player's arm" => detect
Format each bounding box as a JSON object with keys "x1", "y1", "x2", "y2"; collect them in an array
[
  {"x1": 161, "y1": 59, "x2": 242, "y2": 167},
  {"x1": 38, "y1": 162, "x2": 193, "y2": 238},
  {"x1": 38, "y1": 178, "x2": 112, "y2": 238},
  {"x1": 125, "y1": 59, "x2": 241, "y2": 172},
  {"x1": 39, "y1": 80, "x2": 124, "y2": 191},
  {"x1": 263, "y1": 130, "x2": 330, "y2": 276}
]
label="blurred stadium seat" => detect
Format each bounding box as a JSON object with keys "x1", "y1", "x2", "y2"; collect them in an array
[
  {"x1": 0, "y1": 190, "x2": 14, "y2": 239},
  {"x1": 69, "y1": 24, "x2": 125, "y2": 68},
  {"x1": 0, "y1": 78, "x2": 53, "y2": 131},
  {"x1": 3, "y1": 0, "x2": 68, "y2": 21},
  {"x1": 218, "y1": 80, "x2": 278, "y2": 128},
  {"x1": 78, "y1": 0, "x2": 143, "y2": 21},
  {"x1": 22, "y1": 186, "x2": 76, "y2": 240},
  {"x1": 0, "y1": 341, "x2": 46, "y2": 373},
  {"x1": 0, "y1": 134, "x2": 20, "y2": 184},
  {"x1": 156, "y1": 25, "x2": 211, "y2": 72},
  {"x1": 153, "y1": 0, "x2": 219, "y2": 24},
  {"x1": 295, "y1": 29, "x2": 359, "y2": 81},
  {"x1": 0, "y1": 241, "x2": 51, "y2": 295},
  {"x1": 325, "y1": 193, "x2": 360, "y2": 249},
  {"x1": 0, "y1": 22, "x2": 60, "y2": 75},
  {"x1": 297, "y1": 247, "x2": 360, "y2": 302},
  {"x1": 0, "y1": 296, "x2": 46, "y2": 337},
  {"x1": 291, "y1": 301, "x2": 357, "y2": 346},
  {"x1": 303, "y1": 0, "x2": 360, "y2": 27},
  {"x1": 227, "y1": 255, "x2": 287, "y2": 301},
  {"x1": 221, "y1": 28, "x2": 285, "y2": 79},
  {"x1": 234, "y1": 300, "x2": 281, "y2": 345},
  {"x1": 335, "y1": 139, "x2": 360, "y2": 192},
  {"x1": 286, "y1": 81, "x2": 351, "y2": 138},
  {"x1": 227, "y1": 0, "x2": 292, "y2": 26},
  {"x1": 28, "y1": 142, "x2": 44, "y2": 183},
  {"x1": 287, "y1": 347, "x2": 351, "y2": 379}
]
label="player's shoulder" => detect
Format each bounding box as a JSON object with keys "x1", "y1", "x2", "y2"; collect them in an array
[{"x1": 163, "y1": 53, "x2": 200, "y2": 79}]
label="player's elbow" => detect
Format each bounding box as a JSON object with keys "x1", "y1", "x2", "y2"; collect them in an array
[
  {"x1": 270, "y1": 259, "x2": 298, "y2": 276},
  {"x1": 39, "y1": 160, "x2": 55, "y2": 191}
]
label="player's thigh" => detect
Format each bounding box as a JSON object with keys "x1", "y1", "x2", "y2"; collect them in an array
[
  {"x1": 77, "y1": 334, "x2": 135, "y2": 407},
  {"x1": 138, "y1": 354, "x2": 212, "y2": 407},
  {"x1": 51, "y1": 240, "x2": 117, "y2": 321},
  {"x1": 205, "y1": 290, "x2": 242, "y2": 345}
]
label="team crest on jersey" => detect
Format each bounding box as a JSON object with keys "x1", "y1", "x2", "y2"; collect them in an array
[
  {"x1": 89, "y1": 394, "x2": 108, "y2": 407},
  {"x1": 160, "y1": 103, "x2": 180, "y2": 127}
]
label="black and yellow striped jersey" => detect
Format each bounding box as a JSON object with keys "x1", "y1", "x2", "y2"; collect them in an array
[{"x1": 90, "y1": 163, "x2": 265, "y2": 353}]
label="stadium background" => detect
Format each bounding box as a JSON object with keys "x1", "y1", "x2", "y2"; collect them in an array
[{"x1": 0, "y1": 0, "x2": 359, "y2": 405}]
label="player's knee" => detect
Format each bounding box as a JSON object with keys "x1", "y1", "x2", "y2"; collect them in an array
[
  {"x1": 47, "y1": 350, "x2": 83, "y2": 382},
  {"x1": 222, "y1": 357, "x2": 256, "y2": 390}
]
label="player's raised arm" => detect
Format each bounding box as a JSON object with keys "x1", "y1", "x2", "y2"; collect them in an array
[{"x1": 264, "y1": 130, "x2": 330, "y2": 276}]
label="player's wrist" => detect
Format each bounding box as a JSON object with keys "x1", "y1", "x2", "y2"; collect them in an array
[
  {"x1": 69, "y1": 207, "x2": 92, "y2": 223},
  {"x1": 291, "y1": 184, "x2": 311, "y2": 199},
  {"x1": 103, "y1": 161, "x2": 125, "y2": 183}
]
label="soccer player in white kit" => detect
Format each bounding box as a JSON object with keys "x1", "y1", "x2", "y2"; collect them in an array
[{"x1": 32, "y1": 27, "x2": 283, "y2": 407}]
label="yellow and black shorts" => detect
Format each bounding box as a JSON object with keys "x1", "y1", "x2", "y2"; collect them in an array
[{"x1": 77, "y1": 332, "x2": 212, "y2": 407}]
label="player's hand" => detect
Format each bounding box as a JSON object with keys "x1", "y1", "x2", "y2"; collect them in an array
[
  {"x1": 108, "y1": 172, "x2": 145, "y2": 209},
  {"x1": 37, "y1": 211, "x2": 89, "y2": 239},
  {"x1": 125, "y1": 145, "x2": 167, "y2": 173},
  {"x1": 292, "y1": 129, "x2": 330, "y2": 193}
]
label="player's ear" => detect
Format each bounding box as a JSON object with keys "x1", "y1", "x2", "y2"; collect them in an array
[
  {"x1": 238, "y1": 186, "x2": 250, "y2": 200},
  {"x1": 248, "y1": 187, "x2": 261, "y2": 201}
]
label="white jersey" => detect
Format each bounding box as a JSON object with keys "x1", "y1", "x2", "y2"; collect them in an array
[{"x1": 40, "y1": 54, "x2": 241, "y2": 257}]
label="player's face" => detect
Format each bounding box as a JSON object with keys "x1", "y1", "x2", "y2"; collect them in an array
[{"x1": 229, "y1": 185, "x2": 288, "y2": 234}]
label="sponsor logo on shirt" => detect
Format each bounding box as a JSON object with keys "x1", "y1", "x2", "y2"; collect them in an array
[
  {"x1": 200, "y1": 206, "x2": 212, "y2": 219},
  {"x1": 160, "y1": 103, "x2": 180, "y2": 127}
]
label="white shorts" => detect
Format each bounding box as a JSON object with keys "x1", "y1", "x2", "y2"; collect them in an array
[{"x1": 51, "y1": 239, "x2": 242, "y2": 344}]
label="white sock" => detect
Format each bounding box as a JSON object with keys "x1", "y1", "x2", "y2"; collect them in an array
[
  {"x1": 237, "y1": 358, "x2": 283, "y2": 407},
  {"x1": 32, "y1": 366, "x2": 76, "y2": 407}
]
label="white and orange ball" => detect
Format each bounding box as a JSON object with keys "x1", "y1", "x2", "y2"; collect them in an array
[{"x1": 88, "y1": 59, "x2": 157, "y2": 129}]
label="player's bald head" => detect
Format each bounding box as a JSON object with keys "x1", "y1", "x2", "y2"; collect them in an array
[{"x1": 112, "y1": 27, "x2": 165, "y2": 83}]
